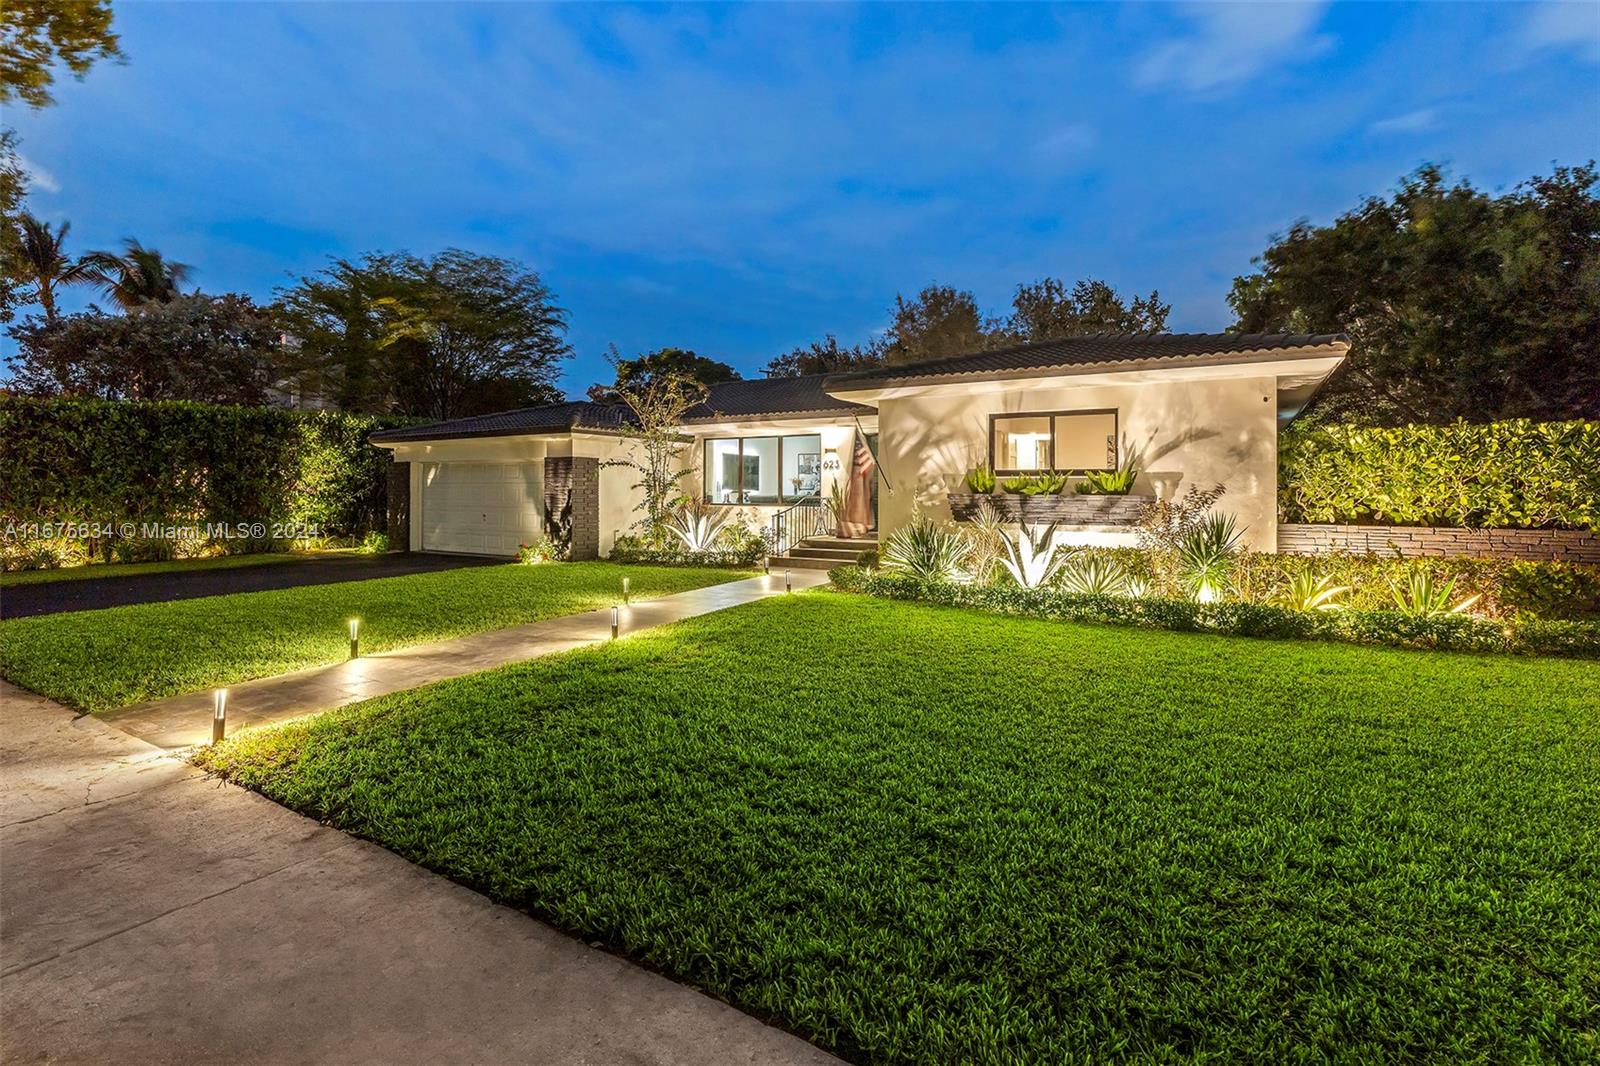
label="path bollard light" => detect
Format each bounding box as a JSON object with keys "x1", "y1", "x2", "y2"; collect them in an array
[
  {"x1": 211, "y1": 689, "x2": 228, "y2": 743},
  {"x1": 611, "y1": 605, "x2": 619, "y2": 639},
  {"x1": 348, "y1": 617, "x2": 361, "y2": 659},
  {"x1": 622, "y1": 576, "x2": 631, "y2": 604},
  {"x1": 785, "y1": 569, "x2": 792, "y2": 593},
  {"x1": 763, "y1": 557, "x2": 770, "y2": 575}
]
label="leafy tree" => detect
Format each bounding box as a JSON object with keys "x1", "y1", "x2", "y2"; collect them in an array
[
  {"x1": 883, "y1": 283, "x2": 992, "y2": 365},
  {"x1": 0, "y1": 0, "x2": 122, "y2": 109},
  {"x1": 588, "y1": 346, "x2": 739, "y2": 401},
  {"x1": 274, "y1": 255, "x2": 397, "y2": 412},
  {"x1": 762, "y1": 333, "x2": 886, "y2": 378},
  {"x1": 80, "y1": 239, "x2": 193, "y2": 309},
  {"x1": 10, "y1": 213, "x2": 90, "y2": 321},
  {"x1": 1230, "y1": 163, "x2": 1600, "y2": 424},
  {"x1": 1004, "y1": 277, "x2": 1170, "y2": 342},
  {"x1": 0, "y1": 130, "x2": 27, "y2": 324},
  {"x1": 375, "y1": 250, "x2": 569, "y2": 420},
  {"x1": 601, "y1": 347, "x2": 707, "y2": 537},
  {"x1": 6, "y1": 294, "x2": 283, "y2": 404},
  {"x1": 276, "y1": 249, "x2": 571, "y2": 419}
]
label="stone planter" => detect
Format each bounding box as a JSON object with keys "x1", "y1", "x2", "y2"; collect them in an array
[{"x1": 947, "y1": 492, "x2": 1155, "y2": 526}]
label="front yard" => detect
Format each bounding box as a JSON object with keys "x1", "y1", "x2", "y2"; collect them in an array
[
  {"x1": 195, "y1": 591, "x2": 1600, "y2": 1063},
  {"x1": 0, "y1": 562, "x2": 744, "y2": 712}
]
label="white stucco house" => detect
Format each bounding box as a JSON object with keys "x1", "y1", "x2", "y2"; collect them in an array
[{"x1": 370, "y1": 332, "x2": 1349, "y2": 565}]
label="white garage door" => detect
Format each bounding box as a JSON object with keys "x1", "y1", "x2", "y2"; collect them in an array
[{"x1": 420, "y1": 462, "x2": 542, "y2": 557}]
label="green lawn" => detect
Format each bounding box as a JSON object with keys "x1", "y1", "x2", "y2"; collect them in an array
[
  {"x1": 0, "y1": 551, "x2": 322, "y2": 587},
  {"x1": 195, "y1": 592, "x2": 1600, "y2": 1064},
  {"x1": 0, "y1": 562, "x2": 743, "y2": 712}
]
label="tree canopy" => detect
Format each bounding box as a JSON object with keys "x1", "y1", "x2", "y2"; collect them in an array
[
  {"x1": 588, "y1": 346, "x2": 739, "y2": 401},
  {"x1": 0, "y1": 0, "x2": 122, "y2": 109},
  {"x1": 6, "y1": 294, "x2": 282, "y2": 404},
  {"x1": 1003, "y1": 278, "x2": 1169, "y2": 342},
  {"x1": 763, "y1": 334, "x2": 886, "y2": 378},
  {"x1": 1230, "y1": 163, "x2": 1600, "y2": 424},
  {"x1": 275, "y1": 250, "x2": 571, "y2": 419}
]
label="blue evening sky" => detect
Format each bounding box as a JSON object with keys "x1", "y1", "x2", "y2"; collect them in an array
[{"x1": 8, "y1": 1, "x2": 1598, "y2": 396}]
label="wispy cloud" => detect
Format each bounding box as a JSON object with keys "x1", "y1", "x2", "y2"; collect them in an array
[
  {"x1": 1135, "y1": 2, "x2": 1332, "y2": 94},
  {"x1": 1032, "y1": 122, "x2": 1097, "y2": 160},
  {"x1": 17, "y1": 152, "x2": 60, "y2": 193},
  {"x1": 1368, "y1": 107, "x2": 1437, "y2": 135},
  {"x1": 1522, "y1": 1, "x2": 1600, "y2": 61}
]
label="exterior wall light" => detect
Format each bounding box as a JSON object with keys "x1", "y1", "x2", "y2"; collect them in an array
[
  {"x1": 212, "y1": 688, "x2": 228, "y2": 743},
  {"x1": 610, "y1": 606, "x2": 619, "y2": 639},
  {"x1": 348, "y1": 618, "x2": 361, "y2": 659}
]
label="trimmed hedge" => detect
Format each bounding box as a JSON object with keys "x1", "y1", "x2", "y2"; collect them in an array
[
  {"x1": 0, "y1": 396, "x2": 412, "y2": 561},
  {"x1": 1279, "y1": 419, "x2": 1600, "y2": 530},
  {"x1": 610, "y1": 528, "x2": 768, "y2": 568},
  {"x1": 827, "y1": 566, "x2": 1600, "y2": 659}
]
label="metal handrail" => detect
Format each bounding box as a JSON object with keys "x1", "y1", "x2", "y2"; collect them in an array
[{"x1": 770, "y1": 495, "x2": 830, "y2": 556}]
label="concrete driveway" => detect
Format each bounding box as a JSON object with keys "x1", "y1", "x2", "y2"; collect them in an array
[
  {"x1": 0, "y1": 682, "x2": 836, "y2": 1065},
  {"x1": 1, "y1": 552, "x2": 500, "y2": 619}
]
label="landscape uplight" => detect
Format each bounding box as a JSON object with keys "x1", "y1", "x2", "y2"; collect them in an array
[
  {"x1": 610, "y1": 606, "x2": 619, "y2": 639},
  {"x1": 348, "y1": 618, "x2": 361, "y2": 659},
  {"x1": 212, "y1": 688, "x2": 228, "y2": 743}
]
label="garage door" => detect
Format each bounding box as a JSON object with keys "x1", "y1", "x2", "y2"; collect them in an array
[{"x1": 419, "y1": 462, "x2": 542, "y2": 557}]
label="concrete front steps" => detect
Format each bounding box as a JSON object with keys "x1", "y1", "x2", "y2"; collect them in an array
[{"x1": 771, "y1": 535, "x2": 878, "y2": 571}]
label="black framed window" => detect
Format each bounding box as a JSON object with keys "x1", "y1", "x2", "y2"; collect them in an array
[
  {"x1": 704, "y1": 434, "x2": 822, "y2": 504},
  {"x1": 990, "y1": 410, "x2": 1117, "y2": 474}
]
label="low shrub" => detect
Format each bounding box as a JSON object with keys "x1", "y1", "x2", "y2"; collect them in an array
[
  {"x1": 1279, "y1": 418, "x2": 1600, "y2": 530},
  {"x1": 357, "y1": 531, "x2": 390, "y2": 555},
  {"x1": 611, "y1": 528, "x2": 767, "y2": 567},
  {"x1": 826, "y1": 568, "x2": 1600, "y2": 659}
]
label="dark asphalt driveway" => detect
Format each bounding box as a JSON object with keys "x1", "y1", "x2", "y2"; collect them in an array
[{"x1": 0, "y1": 553, "x2": 502, "y2": 619}]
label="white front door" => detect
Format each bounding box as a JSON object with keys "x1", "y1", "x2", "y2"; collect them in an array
[{"x1": 419, "y1": 462, "x2": 542, "y2": 557}]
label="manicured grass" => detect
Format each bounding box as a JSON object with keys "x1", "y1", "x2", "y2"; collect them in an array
[
  {"x1": 0, "y1": 551, "x2": 322, "y2": 587},
  {"x1": 196, "y1": 592, "x2": 1600, "y2": 1064},
  {"x1": 0, "y1": 562, "x2": 743, "y2": 712}
]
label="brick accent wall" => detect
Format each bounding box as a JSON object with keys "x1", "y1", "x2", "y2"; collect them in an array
[
  {"x1": 386, "y1": 460, "x2": 410, "y2": 552},
  {"x1": 1278, "y1": 523, "x2": 1600, "y2": 563},
  {"x1": 543, "y1": 456, "x2": 600, "y2": 561}
]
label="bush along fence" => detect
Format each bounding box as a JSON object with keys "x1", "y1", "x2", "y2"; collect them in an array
[
  {"x1": 1279, "y1": 419, "x2": 1599, "y2": 531},
  {"x1": 828, "y1": 566, "x2": 1600, "y2": 660},
  {"x1": 0, "y1": 395, "x2": 415, "y2": 569}
]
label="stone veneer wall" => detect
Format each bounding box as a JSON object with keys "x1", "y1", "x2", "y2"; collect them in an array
[
  {"x1": 543, "y1": 456, "x2": 600, "y2": 561},
  {"x1": 386, "y1": 460, "x2": 410, "y2": 552},
  {"x1": 1278, "y1": 523, "x2": 1600, "y2": 563}
]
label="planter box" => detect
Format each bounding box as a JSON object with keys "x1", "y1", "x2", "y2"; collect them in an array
[{"x1": 947, "y1": 492, "x2": 1155, "y2": 526}]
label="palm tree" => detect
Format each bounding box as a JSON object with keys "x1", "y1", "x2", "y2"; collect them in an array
[
  {"x1": 13, "y1": 213, "x2": 91, "y2": 322},
  {"x1": 80, "y1": 239, "x2": 194, "y2": 310}
]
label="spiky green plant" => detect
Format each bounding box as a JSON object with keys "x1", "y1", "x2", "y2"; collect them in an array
[
  {"x1": 664, "y1": 499, "x2": 731, "y2": 552},
  {"x1": 965, "y1": 463, "x2": 997, "y2": 493},
  {"x1": 1389, "y1": 572, "x2": 1483, "y2": 618},
  {"x1": 997, "y1": 522, "x2": 1069, "y2": 588},
  {"x1": 1075, "y1": 453, "x2": 1139, "y2": 496},
  {"x1": 961, "y1": 499, "x2": 1007, "y2": 585},
  {"x1": 1176, "y1": 512, "x2": 1243, "y2": 603},
  {"x1": 1279, "y1": 572, "x2": 1349, "y2": 612},
  {"x1": 1058, "y1": 554, "x2": 1134, "y2": 596},
  {"x1": 882, "y1": 510, "x2": 972, "y2": 582}
]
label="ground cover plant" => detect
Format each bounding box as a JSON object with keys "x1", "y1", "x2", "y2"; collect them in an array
[
  {"x1": 0, "y1": 562, "x2": 741, "y2": 712},
  {"x1": 196, "y1": 593, "x2": 1600, "y2": 1063}
]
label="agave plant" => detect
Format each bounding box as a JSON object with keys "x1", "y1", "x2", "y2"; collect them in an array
[
  {"x1": 1389, "y1": 572, "x2": 1482, "y2": 618},
  {"x1": 882, "y1": 510, "x2": 972, "y2": 581},
  {"x1": 1075, "y1": 451, "x2": 1139, "y2": 496},
  {"x1": 1279, "y1": 571, "x2": 1349, "y2": 612},
  {"x1": 996, "y1": 522, "x2": 1070, "y2": 589},
  {"x1": 664, "y1": 499, "x2": 731, "y2": 552},
  {"x1": 965, "y1": 463, "x2": 996, "y2": 493},
  {"x1": 1176, "y1": 512, "x2": 1243, "y2": 603},
  {"x1": 1058, "y1": 554, "x2": 1133, "y2": 596},
  {"x1": 961, "y1": 499, "x2": 1007, "y2": 585}
]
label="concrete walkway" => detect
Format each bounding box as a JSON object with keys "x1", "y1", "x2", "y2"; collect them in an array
[
  {"x1": 103, "y1": 570, "x2": 830, "y2": 749},
  {"x1": 1, "y1": 682, "x2": 838, "y2": 1064}
]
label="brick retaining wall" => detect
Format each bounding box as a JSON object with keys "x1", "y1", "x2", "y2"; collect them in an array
[{"x1": 1278, "y1": 523, "x2": 1600, "y2": 563}]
